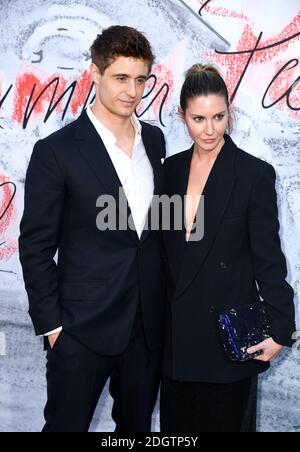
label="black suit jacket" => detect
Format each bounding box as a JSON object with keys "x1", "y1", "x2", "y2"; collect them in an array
[
  {"x1": 19, "y1": 110, "x2": 166, "y2": 356},
  {"x1": 163, "y1": 135, "x2": 295, "y2": 383}
]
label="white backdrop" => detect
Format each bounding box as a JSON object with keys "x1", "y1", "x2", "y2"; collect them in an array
[{"x1": 0, "y1": 0, "x2": 299, "y2": 432}]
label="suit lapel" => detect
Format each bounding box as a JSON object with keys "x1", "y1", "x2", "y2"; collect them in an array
[
  {"x1": 174, "y1": 136, "x2": 237, "y2": 298},
  {"x1": 74, "y1": 111, "x2": 164, "y2": 243},
  {"x1": 163, "y1": 147, "x2": 193, "y2": 282},
  {"x1": 139, "y1": 124, "x2": 165, "y2": 243},
  {"x1": 75, "y1": 110, "x2": 139, "y2": 242},
  {"x1": 141, "y1": 124, "x2": 164, "y2": 197}
]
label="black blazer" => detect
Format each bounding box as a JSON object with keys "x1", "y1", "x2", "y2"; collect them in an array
[
  {"x1": 19, "y1": 110, "x2": 166, "y2": 356},
  {"x1": 163, "y1": 135, "x2": 295, "y2": 383}
]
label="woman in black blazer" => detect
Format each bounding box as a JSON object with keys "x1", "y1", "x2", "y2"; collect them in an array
[{"x1": 160, "y1": 64, "x2": 296, "y2": 432}]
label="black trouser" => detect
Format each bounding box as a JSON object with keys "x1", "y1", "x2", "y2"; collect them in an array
[
  {"x1": 42, "y1": 309, "x2": 162, "y2": 432},
  {"x1": 160, "y1": 376, "x2": 257, "y2": 433}
]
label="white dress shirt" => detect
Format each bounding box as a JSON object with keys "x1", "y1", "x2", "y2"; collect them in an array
[
  {"x1": 44, "y1": 107, "x2": 154, "y2": 337},
  {"x1": 87, "y1": 107, "x2": 154, "y2": 237}
]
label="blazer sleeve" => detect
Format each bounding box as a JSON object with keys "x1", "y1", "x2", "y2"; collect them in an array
[
  {"x1": 19, "y1": 139, "x2": 65, "y2": 335},
  {"x1": 248, "y1": 163, "x2": 296, "y2": 347}
]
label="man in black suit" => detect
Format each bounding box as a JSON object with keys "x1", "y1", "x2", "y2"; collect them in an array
[{"x1": 19, "y1": 26, "x2": 166, "y2": 432}]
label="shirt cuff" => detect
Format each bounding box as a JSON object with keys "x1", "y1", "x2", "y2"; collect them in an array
[{"x1": 42, "y1": 327, "x2": 63, "y2": 337}]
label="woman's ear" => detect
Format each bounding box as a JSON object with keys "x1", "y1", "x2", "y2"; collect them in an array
[
  {"x1": 178, "y1": 106, "x2": 185, "y2": 123},
  {"x1": 227, "y1": 104, "x2": 234, "y2": 134}
]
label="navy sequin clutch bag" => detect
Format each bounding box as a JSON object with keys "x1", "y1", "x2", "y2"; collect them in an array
[{"x1": 218, "y1": 302, "x2": 271, "y2": 362}]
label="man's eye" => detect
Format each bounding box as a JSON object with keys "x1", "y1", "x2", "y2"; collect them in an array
[
  {"x1": 137, "y1": 79, "x2": 147, "y2": 85},
  {"x1": 216, "y1": 115, "x2": 225, "y2": 121},
  {"x1": 194, "y1": 117, "x2": 204, "y2": 122}
]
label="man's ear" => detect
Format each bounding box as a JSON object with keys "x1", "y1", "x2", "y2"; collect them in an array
[
  {"x1": 90, "y1": 63, "x2": 101, "y2": 84},
  {"x1": 178, "y1": 106, "x2": 185, "y2": 123}
]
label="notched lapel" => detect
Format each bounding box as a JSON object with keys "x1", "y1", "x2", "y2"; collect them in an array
[
  {"x1": 139, "y1": 125, "x2": 165, "y2": 243},
  {"x1": 74, "y1": 110, "x2": 138, "y2": 242},
  {"x1": 74, "y1": 112, "x2": 165, "y2": 243},
  {"x1": 141, "y1": 125, "x2": 164, "y2": 196},
  {"x1": 174, "y1": 138, "x2": 237, "y2": 299},
  {"x1": 163, "y1": 147, "x2": 193, "y2": 282}
]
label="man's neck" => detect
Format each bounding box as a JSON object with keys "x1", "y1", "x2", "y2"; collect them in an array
[{"x1": 90, "y1": 103, "x2": 134, "y2": 140}]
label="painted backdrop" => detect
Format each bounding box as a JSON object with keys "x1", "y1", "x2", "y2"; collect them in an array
[{"x1": 0, "y1": 0, "x2": 299, "y2": 432}]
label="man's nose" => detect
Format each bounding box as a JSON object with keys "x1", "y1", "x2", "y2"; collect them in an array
[{"x1": 126, "y1": 81, "x2": 137, "y2": 98}]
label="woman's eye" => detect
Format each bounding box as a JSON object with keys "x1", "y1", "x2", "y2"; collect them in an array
[{"x1": 194, "y1": 117, "x2": 204, "y2": 122}]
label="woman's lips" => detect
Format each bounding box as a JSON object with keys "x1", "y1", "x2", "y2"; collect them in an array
[{"x1": 202, "y1": 139, "x2": 215, "y2": 144}]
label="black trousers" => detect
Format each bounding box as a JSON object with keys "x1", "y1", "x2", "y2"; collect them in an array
[
  {"x1": 42, "y1": 308, "x2": 162, "y2": 432},
  {"x1": 160, "y1": 376, "x2": 257, "y2": 433}
]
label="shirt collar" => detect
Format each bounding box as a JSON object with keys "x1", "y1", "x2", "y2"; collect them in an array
[{"x1": 87, "y1": 107, "x2": 141, "y2": 146}]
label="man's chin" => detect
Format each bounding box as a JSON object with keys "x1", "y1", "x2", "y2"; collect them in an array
[{"x1": 117, "y1": 108, "x2": 136, "y2": 118}]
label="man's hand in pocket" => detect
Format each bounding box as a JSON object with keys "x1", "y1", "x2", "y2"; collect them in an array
[{"x1": 48, "y1": 332, "x2": 61, "y2": 349}]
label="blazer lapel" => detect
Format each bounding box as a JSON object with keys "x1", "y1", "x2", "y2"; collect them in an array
[
  {"x1": 74, "y1": 110, "x2": 139, "y2": 242},
  {"x1": 139, "y1": 124, "x2": 165, "y2": 243},
  {"x1": 163, "y1": 147, "x2": 193, "y2": 283},
  {"x1": 174, "y1": 136, "x2": 237, "y2": 299},
  {"x1": 141, "y1": 125, "x2": 164, "y2": 197}
]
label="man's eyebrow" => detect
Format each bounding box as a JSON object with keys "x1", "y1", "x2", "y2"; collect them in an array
[{"x1": 113, "y1": 74, "x2": 149, "y2": 79}]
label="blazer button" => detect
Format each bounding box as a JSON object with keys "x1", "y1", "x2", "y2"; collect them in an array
[
  {"x1": 220, "y1": 262, "x2": 227, "y2": 269},
  {"x1": 209, "y1": 306, "x2": 216, "y2": 313}
]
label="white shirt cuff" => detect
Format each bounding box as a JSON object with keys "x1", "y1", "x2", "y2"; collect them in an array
[{"x1": 43, "y1": 327, "x2": 63, "y2": 337}]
